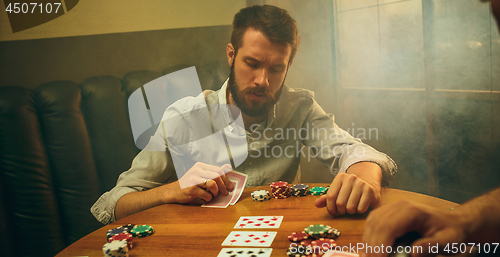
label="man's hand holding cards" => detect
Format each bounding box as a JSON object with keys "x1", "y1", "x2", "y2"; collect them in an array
[{"x1": 202, "y1": 170, "x2": 248, "y2": 208}]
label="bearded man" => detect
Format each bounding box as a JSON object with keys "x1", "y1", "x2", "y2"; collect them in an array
[{"x1": 92, "y1": 5, "x2": 397, "y2": 225}]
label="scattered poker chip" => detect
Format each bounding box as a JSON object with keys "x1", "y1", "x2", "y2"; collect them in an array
[
  {"x1": 291, "y1": 184, "x2": 309, "y2": 197},
  {"x1": 309, "y1": 187, "x2": 327, "y2": 195},
  {"x1": 287, "y1": 247, "x2": 307, "y2": 257},
  {"x1": 130, "y1": 224, "x2": 154, "y2": 238},
  {"x1": 103, "y1": 240, "x2": 129, "y2": 257},
  {"x1": 122, "y1": 224, "x2": 136, "y2": 231},
  {"x1": 309, "y1": 238, "x2": 336, "y2": 256},
  {"x1": 299, "y1": 239, "x2": 315, "y2": 247},
  {"x1": 288, "y1": 231, "x2": 310, "y2": 242},
  {"x1": 305, "y1": 224, "x2": 331, "y2": 237},
  {"x1": 297, "y1": 239, "x2": 326, "y2": 256},
  {"x1": 251, "y1": 190, "x2": 271, "y2": 201},
  {"x1": 109, "y1": 232, "x2": 133, "y2": 250},
  {"x1": 326, "y1": 227, "x2": 341, "y2": 239},
  {"x1": 311, "y1": 238, "x2": 336, "y2": 248}
]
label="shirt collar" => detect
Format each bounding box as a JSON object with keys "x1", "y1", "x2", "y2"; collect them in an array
[{"x1": 218, "y1": 79, "x2": 228, "y2": 105}]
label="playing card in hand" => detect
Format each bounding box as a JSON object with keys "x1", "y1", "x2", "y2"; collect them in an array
[
  {"x1": 202, "y1": 170, "x2": 248, "y2": 208},
  {"x1": 202, "y1": 181, "x2": 238, "y2": 208},
  {"x1": 226, "y1": 171, "x2": 248, "y2": 205}
]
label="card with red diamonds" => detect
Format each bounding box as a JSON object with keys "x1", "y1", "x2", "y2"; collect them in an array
[
  {"x1": 221, "y1": 231, "x2": 277, "y2": 247},
  {"x1": 234, "y1": 216, "x2": 283, "y2": 229}
]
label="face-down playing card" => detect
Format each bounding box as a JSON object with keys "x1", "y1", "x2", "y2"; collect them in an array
[{"x1": 221, "y1": 231, "x2": 277, "y2": 247}]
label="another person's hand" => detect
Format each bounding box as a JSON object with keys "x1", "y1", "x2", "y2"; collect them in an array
[
  {"x1": 315, "y1": 162, "x2": 382, "y2": 216},
  {"x1": 361, "y1": 201, "x2": 466, "y2": 257},
  {"x1": 362, "y1": 187, "x2": 500, "y2": 257},
  {"x1": 175, "y1": 162, "x2": 234, "y2": 204}
]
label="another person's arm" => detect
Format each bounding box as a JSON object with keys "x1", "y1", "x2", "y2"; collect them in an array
[{"x1": 362, "y1": 188, "x2": 500, "y2": 257}]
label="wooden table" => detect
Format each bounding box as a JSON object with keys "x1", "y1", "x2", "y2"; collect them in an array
[{"x1": 56, "y1": 184, "x2": 457, "y2": 257}]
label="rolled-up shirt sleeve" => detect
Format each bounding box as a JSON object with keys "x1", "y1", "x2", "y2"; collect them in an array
[
  {"x1": 302, "y1": 99, "x2": 397, "y2": 186},
  {"x1": 90, "y1": 149, "x2": 177, "y2": 224}
]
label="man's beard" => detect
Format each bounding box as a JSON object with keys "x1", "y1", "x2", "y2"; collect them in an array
[{"x1": 228, "y1": 62, "x2": 285, "y2": 118}]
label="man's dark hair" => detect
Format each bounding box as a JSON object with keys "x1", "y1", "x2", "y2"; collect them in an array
[{"x1": 231, "y1": 5, "x2": 300, "y2": 63}]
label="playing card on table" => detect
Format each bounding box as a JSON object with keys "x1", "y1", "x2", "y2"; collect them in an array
[
  {"x1": 202, "y1": 181, "x2": 238, "y2": 208},
  {"x1": 226, "y1": 170, "x2": 248, "y2": 205},
  {"x1": 221, "y1": 231, "x2": 277, "y2": 247},
  {"x1": 217, "y1": 248, "x2": 272, "y2": 257},
  {"x1": 234, "y1": 216, "x2": 283, "y2": 229}
]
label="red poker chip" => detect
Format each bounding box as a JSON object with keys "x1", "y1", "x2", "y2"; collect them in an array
[
  {"x1": 109, "y1": 232, "x2": 133, "y2": 250},
  {"x1": 271, "y1": 187, "x2": 290, "y2": 192},
  {"x1": 270, "y1": 181, "x2": 289, "y2": 188},
  {"x1": 311, "y1": 238, "x2": 336, "y2": 248},
  {"x1": 307, "y1": 250, "x2": 325, "y2": 256},
  {"x1": 288, "y1": 231, "x2": 310, "y2": 242},
  {"x1": 300, "y1": 239, "x2": 315, "y2": 246}
]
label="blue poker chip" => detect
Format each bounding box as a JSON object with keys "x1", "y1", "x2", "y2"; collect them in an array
[{"x1": 291, "y1": 184, "x2": 309, "y2": 197}]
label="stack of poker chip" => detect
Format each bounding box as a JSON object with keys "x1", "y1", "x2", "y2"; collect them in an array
[
  {"x1": 291, "y1": 184, "x2": 309, "y2": 197},
  {"x1": 287, "y1": 224, "x2": 340, "y2": 256},
  {"x1": 130, "y1": 224, "x2": 154, "y2": 237},
  {"x1": 103, "y1": 240, "x2": 129, "y2": 257},
  {"x1": 251, "y1": 190, "x2": 271, "y2": 201},
  {"x1": 109, "y1": 232, "x2": 133, "y2": 250},
  {"x1": 103, "y1": 224, "x2": 153, "y2": 257},
  {"x1": 309, "y1": 186, "x2": 327, "y2": 195},
  {"x1": 305, "y1": 224, "x2": 341, "y2": 239},
  {"x1": 270, "y1": 181, "x2": 291, "y2": 199}
]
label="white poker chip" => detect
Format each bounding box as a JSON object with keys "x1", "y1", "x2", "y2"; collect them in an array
[
  {"x1": 103, "y1": 240, "x2": 129, "y2": 257},
  {"x1": 251, "y1": 190, "x2": 271, "y2": 201}
]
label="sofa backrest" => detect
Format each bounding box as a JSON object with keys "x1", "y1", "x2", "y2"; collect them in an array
[{"x1": 0, "y1": 62, "x2": 228, "y2": 256}]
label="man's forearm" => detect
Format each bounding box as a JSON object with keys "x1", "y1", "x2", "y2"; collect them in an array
[
  {"x1": 114, "y1": 182, "x2": 184, "y2": 221},
  {"x1": 114, "y1": 186, "x2": 166, "y2": 221}
]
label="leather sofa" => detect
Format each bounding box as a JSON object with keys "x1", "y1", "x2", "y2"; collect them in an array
[{"x1": 0, "y1": 62, "x2": 228, "y2": 257}]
